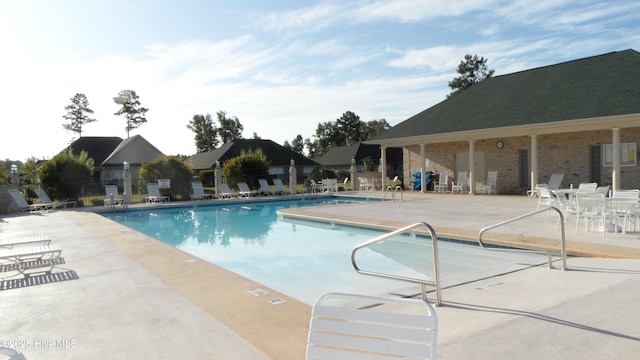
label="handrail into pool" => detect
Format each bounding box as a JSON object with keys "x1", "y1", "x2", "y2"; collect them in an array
[
  {"x1": 351, "y1": 222, "x2": 442, "y2": 306},
  {"x1": 382, "y1": 184, "x2": 403, "y2": 201},
  {"x1": 478, "y1": 206, "x2": 567, "y2": 270}
]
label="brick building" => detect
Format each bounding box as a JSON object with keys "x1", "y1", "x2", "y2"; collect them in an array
[{"x1": 368, "y1": 50, "x2": 640, "y2": 194}]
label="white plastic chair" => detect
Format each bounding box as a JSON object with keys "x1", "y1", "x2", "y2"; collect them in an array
[{"x1": 307, "y1": 292, "x2": 437, "y2": 359}]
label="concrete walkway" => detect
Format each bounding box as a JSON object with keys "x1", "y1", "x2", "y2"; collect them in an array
[{"x1": 1, "y1": 192, "x2": 639, "y2": 359}]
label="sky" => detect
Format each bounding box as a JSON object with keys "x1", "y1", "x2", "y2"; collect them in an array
[{"x1": 1, "y1": 0, "x2": 639, "y2": 162}]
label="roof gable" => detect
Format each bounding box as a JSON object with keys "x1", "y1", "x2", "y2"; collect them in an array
[
  {"x1": 186, "y1": 139, "x2": 319, "y2": 170},
  {"x1": 102, "y1": 135, "x2": 164, "y2": 166},
  {"x1": 65, "y1": 136, "x2": 123, "y2": 165},
  {"x1": 314, "y1": 142, "x2": 403, "y2": 166},
  {"x1": 373, "y1": 49, "x2": 640, "y2": 141}
]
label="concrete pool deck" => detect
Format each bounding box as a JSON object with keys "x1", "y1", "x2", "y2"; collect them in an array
[{"x1": 1, "y1": 192, "x2": 639, "y2": 358}]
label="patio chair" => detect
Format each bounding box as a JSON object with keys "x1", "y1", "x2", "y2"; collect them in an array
[
  {"x1": 336, "y1": 177, "x2": 350, "y2": 191},
  {"x1": 8, "y1": 189, "x2": 51, "y2": 212},
  {"x1": 433, "y1": 173, "x2": 449, "y2": 193},
  {"x1": 34, "y1": 189, "x2": 76, "y2": 209},
  {"x1": 575, "y1": 192, "x2": 609, "y2": 237},
  {"x1": 238, "y1": 182, "x2": 257, "y2": 197},
  {"x1": 309, "y1": 180, "x2": 322, "y2": 193},
  {"x1": 477, "y1": 171, "x2": 498, "y2": 194},
  {"x1": 547, "y1": 173, "x2": 564, "y2": 191},
  {"x1": 451, "y1": 171, "x2": 468, "y2": 193},
  {"x1": 386, "y1": 176, "x2": 402, "y2": 191},
  {"x1": 104, "y1": 185, "x2": 124, "y2": 206},
  {"x1": 536, "y1": 185, "x2": 559, "y2": 210},
  {"x1": 258, "y1": 179, "x2": 274, "y2": 196},
  {"x1": 610, "y1": 189, "x2": 640, "y2": 233},
  {"x1": 306, "y1": 292, "x2": 438, "y2": 359},
  {"x1": 272, "y1": 178, "x2": 287, "y2": 195},
  {"x1": 146, "y1": 183, "x2": 170, "y2": 203},
  {"x1": 191, "y1": 182, "x2": 214, "y2": 200},
  {"x1": 358, "y1": 177, "x2": 372, "y2": 191},
  {"x1": 216, "y1": 183, "x2": 236, "y2": 199}
]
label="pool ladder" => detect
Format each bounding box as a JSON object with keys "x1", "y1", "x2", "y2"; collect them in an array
[
  {"x1": 351, "y1": 222, "x2": 442, "y2": 306},
  {"x1": 478, "y1": 206, "x2": 568, "y2": 270},
  {"x1": 383, "y1": 184, "x2": 403, "y2": 201}
]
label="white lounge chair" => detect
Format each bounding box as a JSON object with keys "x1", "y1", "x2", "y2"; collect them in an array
[
  {"x1": 336, "y1": 177, "x2": 350, "y2": 191},
  {"x1": 34, "y1": 189, "x2": 76, "y2": 209},
  {"x1": 258, "y1": 179, "x2": 274, "y2": 196},
  {"x1": 216, "y1": 183, "x2": 236, "y2": 199},
  {"x1": 547, "y1": 173, "x2": 564, "y2": 191},
  {"x1": 451, "y1": 171, "x2": 468, "y2": 194},
  {"x1": 272, "y1": 178, "x2": 286, "y2": 195},
  {"x1": 8, "y1": 190, "x2": 51, "y2": 212},
  {"x1": 307, "y1": 292, "x2": 438, "y2": 359},
  {"x1": 0, "y1": 235, "x2": 52, "y2": 250},
  {"x1": 433, "y1": 173, "x2": 449, "y2": 193},
  {"x1": 477, "y1": 171, "x2": 498, "y2": 194},
  {"x1": 146, "y1": 183, "x2": 170, "y2": 203},
  {"x1": 237, "y1": 182, "x2": 257, "y2": 197},
  {"x1": 0, "y1": 244, "x2": 63, "y2": 276},
  {"x1": 191, "y1": 182, "x2": 214, "y2": 200},
  {"x1": 104, "y1": 185, "x2": 124, "y2": 206}
]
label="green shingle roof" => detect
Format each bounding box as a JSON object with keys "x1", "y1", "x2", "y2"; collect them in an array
[{"x1": 372, "y1": 49, "x2": 640, "y2": 141}]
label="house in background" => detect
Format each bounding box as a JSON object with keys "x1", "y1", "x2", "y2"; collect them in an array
[
  {"x1": 368, "y1": 49, "x2": 640, "y2": 194},
  {"x1": 65, "y1": 135, "x2": 165, "y2": 184},
  {"x1": 186, "y1": 139, "x2": 319, "y2": 183},
  {"x1": 314, "y1": 142, "x2": 403, "y2": 178}
]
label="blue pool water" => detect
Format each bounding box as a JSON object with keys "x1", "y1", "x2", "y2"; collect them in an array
[{"x1": 102, "y1": 198, "x2": 544, "y2": 305}]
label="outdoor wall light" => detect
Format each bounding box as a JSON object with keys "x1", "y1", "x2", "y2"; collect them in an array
[
  {"x1": 123, "y1": 161, "x2": 130, "y2": 171},
  {"x1": 496, "y1": 140, "x2": 505, "y2": 149}
]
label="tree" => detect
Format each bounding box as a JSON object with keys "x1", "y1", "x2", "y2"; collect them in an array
[
  {"x1": 222, "y1": 149, "x2": 270, "y2": 189},
  {"x1": 336, "y1": 111, "x2": 365, "y2": 145},
  {"x1": 62, "y1": 93, "x2": 96, "y2": 137},
  {"x1": 139, "y1": 156, "x2": 193, "y2": 199},
  {"x1": 307, "y1": 111, "x2": 367, "y2": 157},
  {"x1": 19, "y1": 157, "x2": 40, "y2": 185},
  {"x1": 187, "y1": 114, "x2": 218, "y2": 153},
  {"x1": 290, "y1": 134, "x2": 304, "y2": 154},
  {"x1": 0, "y1": 163, "x2": 7, "y2": 185},
  {"x1": 362, "y1": 118, "x2": 391, "y2": 139},
  {"x1": 447, "y1": 54, "x2": 495, "y2": 98},
  {"x1": 113, "y1": 89, "x2": 149, "y2": 137},
  {"x1": 39, "y1": 149, "x2": 94, "y2": 200},
  {"x1": 217, "y1": 111, "x2": 243, "y2": 144}
]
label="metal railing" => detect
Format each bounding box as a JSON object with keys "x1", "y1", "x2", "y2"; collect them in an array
[
  {"x1": 382, "y1": 184, "x2": 403, "y2": 201},
  {"x1": 351, "y1": 222, "x2": 442, "y2": 305},
  {"x1": 478, "y1": 206, "x2": 568, "y2": 270}
]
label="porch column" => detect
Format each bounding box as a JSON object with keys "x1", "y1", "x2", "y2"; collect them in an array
[
  {"x1": 420, "y1": 144, "x2": 426, "y2": 193},
  {"x1": 468, "y1": 140, "x2": 475, "y2": 194},
  {"x1": 530, "y1": 134, "x2": 538, "y2": 194},
  {"x1": 289, "y1": 159, "x2": 297, "y2": 195},
  {"x1": 380, "y1": 146, "x2": 387, "y2": 189},
  {"x1": 612, "y1": 128, "x2": 621, "y2": 191}
]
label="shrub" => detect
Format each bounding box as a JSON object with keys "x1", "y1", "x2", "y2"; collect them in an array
[
  {"x1": 39, "y1": 149, "x2": 94, "y2": 200},
  {"x1": 140, "y1": 156, "x2": 193, "y2": 199},
  {"x1": 222, "y1": 149, "x2": 270, "y2": 189}
]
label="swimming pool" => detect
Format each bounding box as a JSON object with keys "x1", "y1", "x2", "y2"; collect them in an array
[{"x1": 102, "y1": 198, "x2": 545, "y2": 305}]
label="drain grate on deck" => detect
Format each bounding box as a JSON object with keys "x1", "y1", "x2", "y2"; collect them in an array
[
  {"x1": 0, "y1": 270, "x2": 79, "y2": 291},
  {"x1": 0, "y1": 257, "x2": 66, "y2": 273}
]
